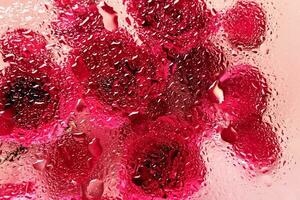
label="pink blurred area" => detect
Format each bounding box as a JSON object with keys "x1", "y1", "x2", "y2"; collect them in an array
[{"x1": 0, "y1": 0, "x2": 299, "y2": 199}]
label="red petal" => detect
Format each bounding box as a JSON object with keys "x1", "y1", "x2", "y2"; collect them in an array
[{"x1": 0, "y1": 109, "x2": 15, "y2": 136}]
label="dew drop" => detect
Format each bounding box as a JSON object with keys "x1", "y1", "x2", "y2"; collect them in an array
[
  {"x1": 86, "y1": 179, "x2": 104, "y2": 199},
  {"x1": 32, "y1": 159, "x2": 47, "y2": 171},
  {"x1": 221, "y1": 126, "x2": 238, "y2": 144},
  {"x1": 260, "y1": 174, "x2": 273, "y2": 187},
  {"x1": 88, "y1": 138, "x2": 102, "y2": 158},
  {"x1": 75, "y1": 99, "x2": 86, "y2": 112}
]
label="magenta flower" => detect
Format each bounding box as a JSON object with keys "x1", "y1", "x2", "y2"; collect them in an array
[
  {"x1": 119, "y1": 115, "x2": 206, "y2": 199},
  {"x1": 215, "y1": 64, "x2": 269, "y2": 122},
  {"x1": 222, "y1": 1, "x2": 267, "y2": 49},
  {"x1": 0, "y1": 0, "x2": 283, "y2": 199},
  {"x1": 125, "y1": 0, "x2": 217, "y2": 53},
  {"x1": 68, "y1": 30, "x2": 169, "y2": 115},
  {"x1": 221, "y1": 115, "x2": 280, "y2": 171},
  {"x1": 0, "y1": 29, "x2": 77, "y2": 144}
]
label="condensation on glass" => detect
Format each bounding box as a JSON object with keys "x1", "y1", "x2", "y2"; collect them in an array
[{"x1": 0, "y1": 0, "x2": 299, "y2": 200}]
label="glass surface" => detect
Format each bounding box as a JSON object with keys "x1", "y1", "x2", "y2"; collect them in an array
[{"x1": 0, "y1": 0, "x2": 299, "y2": 199}]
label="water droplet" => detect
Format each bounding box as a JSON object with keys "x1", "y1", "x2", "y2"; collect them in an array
[
  {"x1": 221, "y1": 126, "x2": 238, "y2": 144},
  {"x1": 128, "y1": 111, "x2": 140, "y2": 117},
  {"x1": 72, "y1": 132, "x2": 85, "y2": 137},
  {"x1": 260, "y1": 174, "x2": 273, "y2": 187},
  {"x1": 71, "y1": 132, "x2": 86, "y2": 142},
  {"x1": 86, "y1": 179, "x2": 104, "y2": 199},
  {"x1": 76, "y1": 99, "x2": 86, "y2": 112},
  {"x1": 33, "y1": 159, "x2": 47, "y2": 171},
  {"x1": 88, "y1": 138, "x2": 102, "y2": 158}
]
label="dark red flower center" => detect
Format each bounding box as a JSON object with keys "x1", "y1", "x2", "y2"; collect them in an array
[
  {"x1": 88, "y1": 58, "x2": 139, "y2": 107},
  {"x1": 123, "y1": 128, "x2": 206, "y2": 199},
  {"x1": 131, "y1": 142, "x2": 183, "y2": 196},
  {"x1": 1, "y1": 75, "x2": 58, "y2": 129}
]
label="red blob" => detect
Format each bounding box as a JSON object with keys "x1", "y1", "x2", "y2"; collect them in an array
[
  {"x1": 190, "y1": 97, "x2": 225, "y2": 137},
  {"x1": 70, "y1": 30, "x2": 168, "y2": 114},
  {"x1": 222, "y1": 1, "x2": 267, "y2": 49},
  {"x1": 217, "y1": 64, "x2": 269, "y2": 122},
  {"x1": 52, "y1": 0, "x2": 104, "y2": 47},
  {"x1": 173, "y1": 44, "x2": 226, "y2": 100},
  {"x1": 44, "y1": 132, "x2": 101, "y2": 196},
  {"x1": 0, "y1": 182, "x2": 35, "y2": 199},
  {"x1": 126, "y1": 0, "x2": 215, "y2": 53},
  {"x1": 221, "y1": 116, "x2": 280, "y2": 169},
  {"x1": 120, "y1": 116, "x2": 206, "y2": 199}
]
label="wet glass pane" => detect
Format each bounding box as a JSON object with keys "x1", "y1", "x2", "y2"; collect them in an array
[{"x1": 0, "y1": 0, "x2": 299, "y2": 199}]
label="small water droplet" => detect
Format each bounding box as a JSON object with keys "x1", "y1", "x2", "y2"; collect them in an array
[
  {"x1": 71, "y1": 132, "x2": 86, "y2": 142},
  {"x1": 128, "y1": 111, "x2": 139, "y2": 117},
  {"x1": 33, "y1": 159, "x2": 47, "y2": 171},
  {"x1": 88, "y1": 138, "x2": 102, "y2": 158},
  {"x1": 72, "y1": 132, "x2": 85, "y2": 137},
  {"x1": 76, "y1": 99, "x2": 86, "y2": 112}
]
